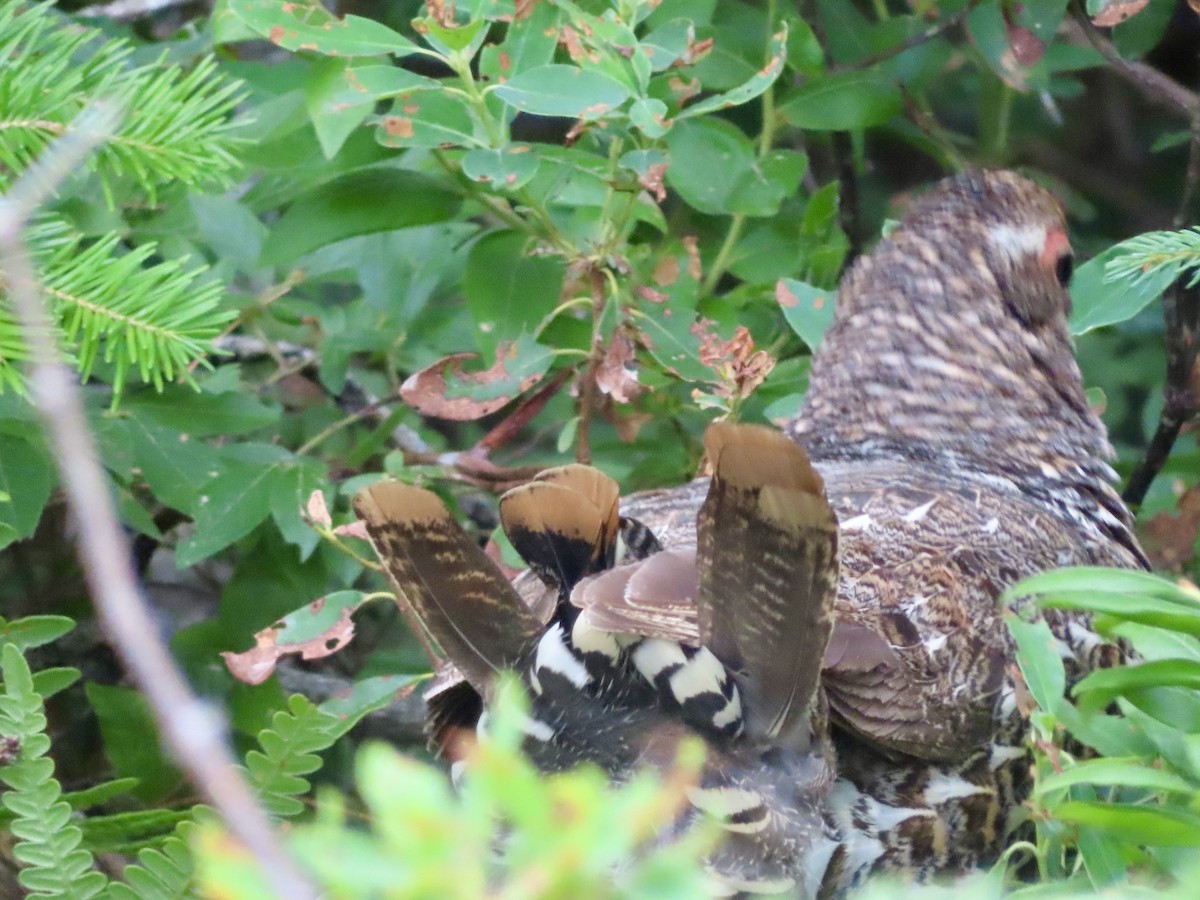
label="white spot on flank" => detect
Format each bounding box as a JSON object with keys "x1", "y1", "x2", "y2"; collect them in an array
[
  {"x1": 519, "y1": 715, "x2": 555, "y2": 742},
  {"x1": 571, "y1": 616, "x2": 620, "y2": 660},
  {"x1": 535, "y1": 625, "x2": 589, "y2": 688},
  {"x1": 668, "y1": 647, "x2": 728, "y2": 702},
  {"x1": 803, "y1": 836, "x2": 841, "y2": 900},
  {"x1": 989, "y1": 222, "x2": 1047, "y2": 261},
  {"x1": 711, "y1": 692, "x2": 743, "y2": 730},
  {"x1": 841, "y1": 513, "x2": 873, "y2": 532},
  {"x1": 981, "y1": 516, "x2": 1000, "y2": 534},
  {"x1": 924, "y1": 771, "x2": 991, "y2": 805},
  {"x1": 903, "y1": 499, "x2": 937, "y2": 523},
  {"x1": 632, "y1": 638, "x2": 687, "y2": 681},
  {"x1": 923, "y1": 632, "x2": 948, "y2": 654},
  {"x1": 989, "y1": 743, "x2": 1027, "y2": 769}
]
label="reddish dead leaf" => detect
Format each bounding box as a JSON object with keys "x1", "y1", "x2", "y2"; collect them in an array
[
  {"x1": 382, "y1": 116, "x2": 415, "y2": 138},
  {"x1": 1006, "y1": 23, "x2": 1044, "y2": 67},
  {"x1": 682, "y1": 235, "x2": 703, "y2": 281},
  {"x1": 400, "y1": 345, "x2": 545, "y2": 421},
  {"x1": 334, "y1": 520, "x2": 370, "y2": 540},
  {"x1": 484, "y1": 538, "x2": 523, "y2": 580},
  {"x1": 1141, "y1": 484, "x2": 1200, "y2": 570},
  {"x1": 693, "y1": 323, "x2": 776, "y2": 403},
  {"x1": 668, "y1": 76, "x2": 702, "y2": 104},
  {"x1": 222, "y1": 595, "x2": 359, "y2": 686},
  {"x1": 610, "y1": 408, "x2": 653, "y2": 443},
  {"x1": 425, "y1": 0, "x2": 455, "y2": 27},
  {"x1": 1009, "y1": 661, "x2": 1037, "y2": 718},
  {"x1": 306, "y1": 489, "x2": 332, "y2": 529},
  {"x1": 653, "y1": 255, "x2": 681, "y2": 286},
  {"x1": 775, "y1": 280, "x2": 799, "y2": 308},
  {"x1": 637, "y1": 285, "x2": 669, "y2": 304},
  {"x1": 514, "y1": 0, "x2": 536, "y2": 19},
  {"x1": 561, "y1": 24, "x2": 597, "y2": 63},
  {"x1": 595, "y1": 331, "x2": 643, "y2": 404},
  {"x1": 1092, "y1": 0, "x2": 1151, "y2": 26}
]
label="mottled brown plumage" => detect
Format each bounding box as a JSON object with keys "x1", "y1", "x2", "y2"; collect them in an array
[{"x1": 358, "y1": 170, "x2": 1147, "y2": 895}]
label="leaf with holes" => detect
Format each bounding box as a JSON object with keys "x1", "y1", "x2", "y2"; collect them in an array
[
  {"x1": 676, "y1": 24, "x2": 788, "y2": 120},
  {"x1": 492, "y1": 65, "x2": 631, "y2": 119},
  {"x1": 401, "y1": 334, "x2": 555, "y2": 420},
  {"x1": 776, "y1": 278, "x2": 836, "y2": 350},
  {"x1": 223, "y1": 591, "x2": 381, "y2": 685},
  {"x1": 227, "y1": 0, "x2": 418, "y2": 57}
]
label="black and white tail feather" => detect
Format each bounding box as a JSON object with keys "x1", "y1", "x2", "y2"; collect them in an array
[{"x1": 355, "y1": 423, "x2": 864, "y2": 896}]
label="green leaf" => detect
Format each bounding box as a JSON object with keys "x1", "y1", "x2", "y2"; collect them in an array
[
  {"x1": 629, "y1": 97, "x2": 671, "y2": 138},
  {"x1": 268, "y1": 458, "x2": 328, "y2": 560},
  {"x1": 85, "y1": 684, "x2": 182, "y2": 803},
  {"x1": 776, "y1": 277, "x2": 836, "y2": 349},
  {"x1": 631, "y1": 308, "x2": 711, "y2": 383},
  {"x1": 492, "y1": 65, "x2": 632, "y2": 119},
  {"x1": 62, "y1": 778, "x2": 141, "y2": 812},
  {"x1": 1005, "y1": 566, "x2": 1200, "y2": 609},
  {"x1": 461, "y1": 145, "x2": 540, "y2": 192},
  {"x1": 31, "y1": 667, "x2": 80, "y2": 700},
  {"x1": 123, "y1": 386, "x2": 280, "y2": 439},
  {"x1": 0, "y1": 616, "x2": 74, "y2": 652},
  {"x1": 227, "y1": 0, "x2": 419, "y2": 57},
  {"x1": 778, "y1": 71, "x2": 902, "y2": 130},
  {"x1": 413, "y1": 16, "x2": 490, "y2": 56},
  {"x1": 261, "y1": 169, "x2": 462, "y2": 264},
  {"x1": 1071, "y1": 242, "x2": 1181, "y2": 334},
  {"x1": 319, "y1": 673, "x2": 424, "y2": 740},
  {"x1": 1035, "y1": 757, "x2": 1198, "y2": 797},
  {"x1": 375, "y1": 89, "x2": 482, "y2": 149},
  {"x1": 1009, "y1": 567, "x2": 1200, "y2": 637},
  {"x1": 463, "y1": 230, "x2": 565, "y2": 355},
  {"x1": 664, "y1": 118, "x2": 755, "y2": 216},
  {"x1": 0, "y1": 432, "x2": 55, "y2": 551},
  {"x1": 1053, "y1": 802, "x2": 1200, "y2": 847},
  {"x1": 677, "y1": 23, "x2": 788, "y2": 120},
  {"x1": 1074, "y1": 659, "x2": 1200, "y2": 709},
  {"x1": 305, "y1": 60, "x2": 443, "y2": 158},
  {"x1": 1007, "y1": 614, "x2": 1067, "y2": 719},
  {"x1": 174, "y1": 445, "x2": 291, "y2": 567}
]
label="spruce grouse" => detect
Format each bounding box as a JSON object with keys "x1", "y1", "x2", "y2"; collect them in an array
[{"x1": 353, "y1": 170, "x2": 1148, "y2": 895}]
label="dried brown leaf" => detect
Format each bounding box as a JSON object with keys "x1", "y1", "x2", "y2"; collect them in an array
[
  {"x1": 1092, "y1": 0, "x2": 1151, "y2": 27},
  {"x1": 595, "y1": 331, "x2": 643, "y2": 404},
  {"x1": 401, "y1": 344, "x2": 546, "y2": 421},
  {"x1": 222, "y1": 594, "x2": 365, "y2": 686}
]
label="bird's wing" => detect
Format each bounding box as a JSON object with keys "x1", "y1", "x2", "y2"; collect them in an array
[
  {"x1": 500, "y1": 464, "x2": 620, "y2": 593},
  {"x1": 697, "y1": 422, "x2": 839, "y2": 747},
  {"x1": 353, "y1": 481, "x2": 544, "y2": 692}
]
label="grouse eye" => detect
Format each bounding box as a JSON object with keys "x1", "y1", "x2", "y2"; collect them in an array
[{"x1": 1054, "y1": 251, "x2": 1074, "y2": 287}]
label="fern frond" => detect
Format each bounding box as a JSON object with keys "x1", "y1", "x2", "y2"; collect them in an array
[
  {"x1": 243, "y1": 694, "x2": 343, "y2": 818},
  {"x1": 108, "y1": 828, "x2": 199, "y2": 900},
  {"x1": 0, "y1": 0, "x2": 245, "y2": 202},
  {"x1": 0, "y1": 215, "x2": 235, "y2": 396},
  {"x1": 0, "y1": 643, "x2": 109, "y2": 899},
  {"x1": 1104, "y1": 226, "x2": 1200, "y2": 291}
]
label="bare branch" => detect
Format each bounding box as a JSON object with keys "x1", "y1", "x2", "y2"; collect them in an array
[
  {"x1": 0, "y1": 106, "x2": 316, "y2": 900},
  {"x1": 1123, "y1": 278, "x2": 1200, "y2": 508},
  {"x1": 1068, "y1": 1, "x2": 1200, "y2": 120}
]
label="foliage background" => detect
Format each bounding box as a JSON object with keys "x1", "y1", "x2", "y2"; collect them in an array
[{"x1": 1, "y1": 0, "x2": 1200, "y2": 895}]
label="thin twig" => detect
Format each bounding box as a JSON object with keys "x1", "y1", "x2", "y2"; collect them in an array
[
  {"x1": 1069, "y1": 1, "x2": 1200, "y2": 119},
  {"x1": 0, "y1": 103, "x2": 316, "y2": 900},
  {"x1": 838, "y1": 1, "x2": 981, "y2": 72},
  {"x1": 1123, "y1": 278, "x2": 1200, "y2": 508}
]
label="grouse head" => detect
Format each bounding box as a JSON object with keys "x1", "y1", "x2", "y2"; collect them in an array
[{"x1": 791, "y1": 170, "x2": 1132, "y2": 549}]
